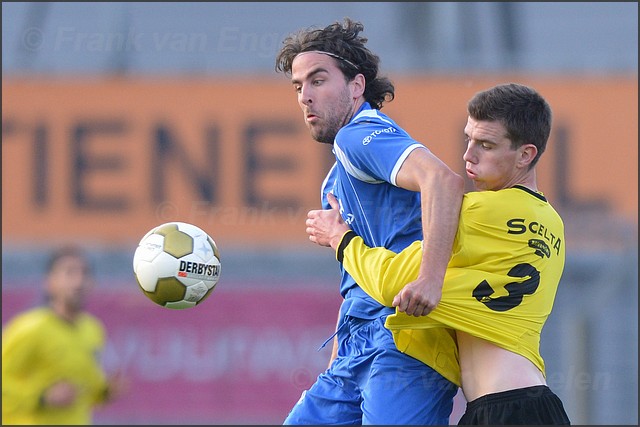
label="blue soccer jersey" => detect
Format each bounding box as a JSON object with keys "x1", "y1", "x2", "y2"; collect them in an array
[
  {"x1": 287, "y1": 102, "x2": 458, "y2": 426},
  {"x1": 321, "y1": 102, "x2": 429, "y2": 319}
]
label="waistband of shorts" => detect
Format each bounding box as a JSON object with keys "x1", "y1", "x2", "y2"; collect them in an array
[
  {"x1": 316, "y1": 314, "x2": 387, "y2": 352},
  {"x1": 466, "y1": 385, "x2": 551, "y2": 409}
]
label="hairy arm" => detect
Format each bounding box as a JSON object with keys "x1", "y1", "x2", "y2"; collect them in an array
[{"x1": 394, "y1": 147, "x2": 464, "y2": 316}]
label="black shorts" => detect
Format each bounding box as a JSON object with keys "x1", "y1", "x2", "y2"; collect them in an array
[{"x1": 458, "y1": 385, "x2": 571, "y2": 425}]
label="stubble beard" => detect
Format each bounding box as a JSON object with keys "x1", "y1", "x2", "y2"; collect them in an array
[
  {"x1": 309, "y1": 93, "x2": 355, "y2": 145},
  {"x1": 310, "y1": 126, "x2": 336, "y2": 145}
]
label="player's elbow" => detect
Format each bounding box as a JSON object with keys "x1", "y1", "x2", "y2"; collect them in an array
[
  {"x1": 436, "y1": 165, "x2": 464, "y2": 192},
  {"x1": 416, "y1": 161, "x2": 465, "y2": 197}
]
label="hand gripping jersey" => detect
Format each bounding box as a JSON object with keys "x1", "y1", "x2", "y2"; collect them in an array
[{"x1": 341, "y1": 186, "x2": 565, "y2": 384}]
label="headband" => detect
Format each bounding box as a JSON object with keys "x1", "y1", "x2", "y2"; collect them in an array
[{"x1": 296, "y1": 50, "x2": 360, "y2": 71}]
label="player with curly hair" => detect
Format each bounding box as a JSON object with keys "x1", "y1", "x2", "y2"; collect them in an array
[{"x1": 276, "y1": 17, "x2": 464, "y2": 425}]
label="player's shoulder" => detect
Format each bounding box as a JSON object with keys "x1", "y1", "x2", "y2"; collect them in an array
[
  {"x1": 338, "y1": 110, "x2": 409, "y2": 152},
  {"x1": 465, "y1": 186, "x2": 543, "y2": 203},
  {"x1": 462, "y1": 187, "x2": 534, "y2": 213},
  {"x1": 78, "y1": 311, "x2": 106, "y2": 330},
  {"x1": 351, "y1": 107, "x2": 392, "y2": 123},
  {"x1": 463, "y1": 189, "x2": 503, "y2": 206},
  {"x1": 3, "y1": 307, "x2": 52, "y2": 334},
  {"x1": 347, "y1": 107, "x2": 403, "y2": 131},
  {"x1": 464, "y1": 187, "x2": 563, "y2": 226}
]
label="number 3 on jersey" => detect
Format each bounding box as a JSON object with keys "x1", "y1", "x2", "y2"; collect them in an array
[{"x1": 472, "y1": 263, "x2": 540, "y2": 311}]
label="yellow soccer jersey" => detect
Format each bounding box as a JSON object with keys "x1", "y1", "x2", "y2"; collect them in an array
[
  {"x1": 2, "y1": 307, "x2": 110, "y2": 425},
  {"x1": 340, "y1": 185, "x2": 565, "y2": 379}
]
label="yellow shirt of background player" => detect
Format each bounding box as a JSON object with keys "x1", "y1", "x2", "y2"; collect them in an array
[{"x1": 2, "y1": 307, "x2": 110, "y2": 425}]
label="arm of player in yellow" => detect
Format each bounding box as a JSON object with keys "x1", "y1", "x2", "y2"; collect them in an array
[
  {"x1": 339, "y1": 234, "x2": 422, "y2": 307},
  {"x1": 2, "y1": 320, "x2": 51, "y2": 418}
]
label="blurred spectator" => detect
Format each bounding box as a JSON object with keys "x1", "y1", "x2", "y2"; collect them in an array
[{"x1": 2, "y1": 245, "x2": 128, "y2": 424}]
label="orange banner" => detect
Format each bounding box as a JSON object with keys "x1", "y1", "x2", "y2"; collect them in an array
[{"x1": 2, "y1": 76, "x2": 637, "y2": 246}]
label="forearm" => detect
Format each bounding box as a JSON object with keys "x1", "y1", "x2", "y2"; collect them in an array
[
  {"x1": 418, "y1": 170, "x2": 464, "y2": 285},
  {"x1": 394, "y1": 148, "x2": 464, "y2": 287}
]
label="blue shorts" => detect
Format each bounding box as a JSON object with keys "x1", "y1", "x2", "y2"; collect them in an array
[{"x1": 283, "y1": 315, "x2": 458, "y2": 425}]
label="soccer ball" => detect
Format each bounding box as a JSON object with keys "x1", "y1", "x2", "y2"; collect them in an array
[{"x1": 133, "y1": 221, "x2": 221, "y2": 309}]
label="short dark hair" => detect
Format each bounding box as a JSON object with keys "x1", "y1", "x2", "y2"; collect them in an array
[
  {"x1": 46, "y1": 245, "x2": 91, "y2": 274},
  {"x1": 275, "y1": 17, "x2": 395, "y2": 110},
  {"x1": 467, "y1": 83, "x2": 552, "y2": 169}
]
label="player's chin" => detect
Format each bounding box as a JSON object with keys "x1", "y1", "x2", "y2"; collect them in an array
[
  {"x1": 310, "y1": 129, "x2": 333, "y2": 145},
  {"x1": 468, "y1": 177, "x2": 489, "y2": 191},
  {"x1": 68, "y1": 298, "x2": 86, "y2": 311}
]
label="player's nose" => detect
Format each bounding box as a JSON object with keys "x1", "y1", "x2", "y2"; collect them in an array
[{"x1": 462, "y1": 144, "x2": 476, "y2": 163}]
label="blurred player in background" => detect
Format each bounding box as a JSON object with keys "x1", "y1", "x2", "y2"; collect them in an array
[
  {"x1": 275, "y1": 17, "x2": 464, "y2": 424},
  {"x1": 306, "y1": 83, "x2": 571, "y2": 425},
  {"x1": 2, "y1": 245, "x2": 128, "y2": 425}
]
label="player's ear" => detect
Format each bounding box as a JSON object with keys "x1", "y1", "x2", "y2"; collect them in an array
[
  {"x1": 518, "y1": 144, "x2": 538, "y2": 169},
  {"x1": 350, "y1": 74, "x2": 365, "y2": 99}
]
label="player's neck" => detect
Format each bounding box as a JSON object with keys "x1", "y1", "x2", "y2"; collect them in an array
[
  {"x1": 509, "y1": 169, "x2": 538, "y2": 192},
  {"x1": 524, "y1": 168, "x2": 538, "y2": 191},
  {"x1": 50, "y1": 301, "x2": 81, "y2": 323}
]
